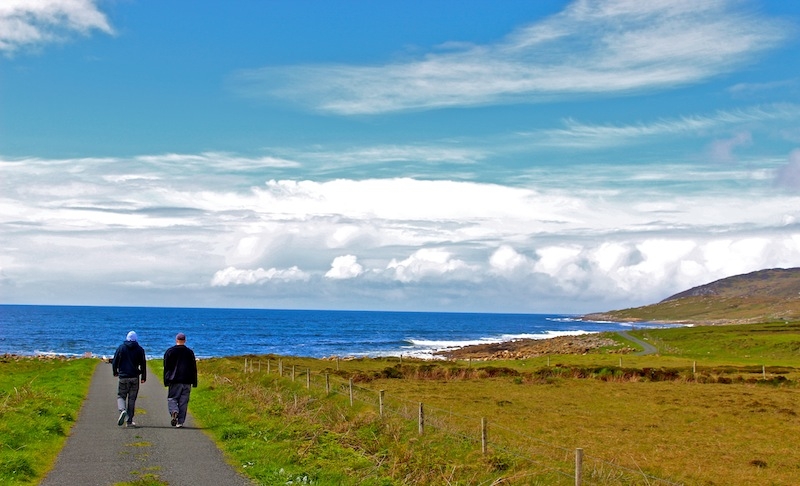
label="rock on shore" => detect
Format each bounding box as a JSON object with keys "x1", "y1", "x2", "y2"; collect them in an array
[{"x1": 436, "y1": 334, "x2": 633, "y2": 360}]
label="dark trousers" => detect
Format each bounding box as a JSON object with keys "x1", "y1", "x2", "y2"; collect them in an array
[
  {"x1": 117, "y1": 377, "x2": 139, "y2": 424},
  {"x1": 167, "y1": 383, "x2": 192, "y2": 425}
]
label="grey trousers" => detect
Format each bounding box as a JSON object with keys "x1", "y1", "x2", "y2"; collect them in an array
[
  {"x1": 167, "y1": 383, "x2": 192, "y2": 425},
  {"x1": 116, "y1": 377, "x2": 139, "y2": 424}
]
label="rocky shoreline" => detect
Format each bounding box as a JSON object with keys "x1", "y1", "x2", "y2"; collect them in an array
[{"x1": 435, "y1": 333, "x2": 634, "y2": 360}]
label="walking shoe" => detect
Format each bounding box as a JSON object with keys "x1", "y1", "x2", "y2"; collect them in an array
[
  {"x1": 175, "y1": 423, "x2": 183, "y2": 428},
  {"x1": 170, "y1": 411, "x2": 178, "y2": 427},
  {"x1": 117, "y1": 410, "x2": 127, "y2": 426},
  {"x1": 125, "y1": 422, "x2": 136, "y2": 428}
]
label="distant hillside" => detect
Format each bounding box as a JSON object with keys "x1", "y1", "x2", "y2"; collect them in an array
[{"x1": 584, "y1": 267, "x2": 800, "y2": 324}]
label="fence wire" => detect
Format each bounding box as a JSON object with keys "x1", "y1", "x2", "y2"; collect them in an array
[{"x1": 241, "y1": 358, "x2": 684, "y2": 485}]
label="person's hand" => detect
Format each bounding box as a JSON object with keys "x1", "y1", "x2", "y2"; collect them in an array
[{"x1": 141, "y1": 379, "x2": 146, "y2": 384}]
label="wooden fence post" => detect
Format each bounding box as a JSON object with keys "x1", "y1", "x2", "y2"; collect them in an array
[
  {"x1": 575, "y1": 448, "x2": 583, "y2": 486},
  {"x1": 306, "y1": 368, "x2": 311, "y2": 389},
  {"x1": 349, "y1": 378, "x2": 354, "y2": 406},
  {"x1": 379, "y1": 390, "x2": 385, "y2": 417},
  {"x1": 481, "y1": 417, "x2": 487, "y2": 454},
  {"x1": 418, "y1": 402, "x2": 424, "y2": 435},
  {"x1": 267, "y1": 360, "x2": 271, "y2": 374},
  {"x1": 325, "y1": 373, "x2": 330, "y2": 395},
  {"x1": 292, "y1": 365, "x2": 296, "y2": 381},
  {"x1": 244, "y1": 358, "x2": 248, "y2": 373}
]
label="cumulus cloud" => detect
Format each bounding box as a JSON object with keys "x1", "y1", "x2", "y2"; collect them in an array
[
  {"x1": 211, "y1": 266, "x2": 309, "y2": 286},
  {"x1": 776, "y1": 149, "x2": 800, "y2": 190},
  {"x1": 325, "y1": 255, "x2": 363, "y2": 280},
  {"x1": 232, "y1": 0, "x2": 789, "y2": 114},
  {"x1": 0, "y1": 0, "x2": 113, "y2": 53},
  {"x1": 489, "y1": 245, "x2": 535, "y2": 275},
  {"x1": 387, "y1": 248, "x2": 473, "y2": 283},
  {"x1": 3, "y1": 153, "x2": 800, "y2": 311}
]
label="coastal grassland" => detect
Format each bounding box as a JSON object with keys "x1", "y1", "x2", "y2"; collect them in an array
[
  {"x1": 631, "y1": 321, "x2": 800, "y2": 366},
  {"x1": 189, "y1": 322, "x2": 800, "y2": 485},
  {"x1": 0, "y1": 357, "x2": 97, "y2": 485},
  {"x1": 187, "y1": 357, "x2": 517, "y2": 485}
]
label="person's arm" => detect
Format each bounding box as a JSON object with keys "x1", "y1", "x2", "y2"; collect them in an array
[
  {"x1": 111, "y1": 347, "x2": 120, "y2": 376},
  {"x1": 191, "y1": 350, "x2": 198, "y2": 387},
  {"x1": 162, "y1": 349, "x2": 171, "y2": 386},
  {"x1": 140, "y1": 348, "x2": 147, "y2": 383}
]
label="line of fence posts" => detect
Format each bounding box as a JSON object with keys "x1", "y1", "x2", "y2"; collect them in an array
[{"x1": 243, "y1": 358, "x2": 627, "y2": 485}]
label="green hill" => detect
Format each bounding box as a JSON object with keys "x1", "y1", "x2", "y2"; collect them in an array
[{"x1": 584, "y1": 267, "x2": 800, "y2": 324}]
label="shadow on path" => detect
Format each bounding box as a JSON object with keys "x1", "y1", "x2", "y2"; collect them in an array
[{"x1": 40, "y1": 361, "x2": 253, "y2": 486}]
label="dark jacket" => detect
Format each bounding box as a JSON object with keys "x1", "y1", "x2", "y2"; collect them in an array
[
  {"x1": 163, "y1": 344, "x2": 198, "y2": 387},
  {"x1": 112, "y1": 340, "x2": 147, "y2": 381}
]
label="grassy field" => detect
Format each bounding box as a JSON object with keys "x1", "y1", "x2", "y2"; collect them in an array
[
  {"x1": 3, "y1": 322, "x2": 800, "y2": 485},
  {"x1": 183, "y1": 322, "x2": 800, "y2": 485},
  {"x1": 0, "y1": 356, "x2": 97, "y2": 485}
]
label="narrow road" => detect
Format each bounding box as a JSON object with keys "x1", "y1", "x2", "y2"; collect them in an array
[
  {"x1": 617, "y1": 330, "x2": 658, "y2": 356},
  {"x1": 40, "y1": 361, "x2": 253, "y2": 486}
]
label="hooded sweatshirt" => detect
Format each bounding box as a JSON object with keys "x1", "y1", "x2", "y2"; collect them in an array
[{"x1": 112, "y1": 340, "x2": 147, "y2": 381}]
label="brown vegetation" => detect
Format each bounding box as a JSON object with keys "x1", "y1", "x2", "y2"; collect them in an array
[{"x1": 435, "y1": 334, "x2": 631, "y2": 360}]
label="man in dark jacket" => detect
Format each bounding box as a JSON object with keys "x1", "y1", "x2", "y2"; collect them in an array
[
  {"x1": 163, "y1": 332, "x2": 197, "y2": 428},
  {"x1": 112, "y1": 331, "x2": 146, "y2": 427}
]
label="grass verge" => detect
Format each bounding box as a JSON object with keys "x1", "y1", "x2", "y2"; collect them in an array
[{"x1": 0, "y1": 356, "x2": 97, "y2": 485}]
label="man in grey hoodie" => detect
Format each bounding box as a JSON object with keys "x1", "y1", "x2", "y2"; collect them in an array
[{"x1": 112, "y1": 331, "x2": 147, "y2": 427}]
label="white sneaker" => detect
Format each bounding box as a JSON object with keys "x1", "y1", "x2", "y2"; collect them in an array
[
  {"x1": 175, "y1": 423, "x2": 183, "y2": 428},
  {"x1": 125, "y1": 422, "x2": 137, "y2": 428},
  {"x1": 117, "y1": 410, "x2": 127, "y2": 426}
]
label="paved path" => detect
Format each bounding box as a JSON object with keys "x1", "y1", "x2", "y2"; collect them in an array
[
  {"x1": 617, "y1": 331, "x2": 658, "y2": 355},
  {"x1": 41, "y1": 361, "x2": 253, "y2": 486}
]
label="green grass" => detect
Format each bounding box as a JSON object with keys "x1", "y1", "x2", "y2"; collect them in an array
[
  {"x1": 632, "y1": 321, "x2": 800, "y2": 366},
  {"x1": 187, "y1": 358, "x2": 517, "y2": 484},
  {"x1": 185, "y1": 322, "x2": 800, "y2": 485},
  {"x1": 0, "y1": 357, "x2": 97, "y2": 485},
  {"x1": 4, "y1": 321, "x2": 800, "y2": 485}
]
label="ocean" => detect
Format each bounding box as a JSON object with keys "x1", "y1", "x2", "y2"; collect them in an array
[{"x1": 0, "y1": 305, "x2": 665, "y2": 359}]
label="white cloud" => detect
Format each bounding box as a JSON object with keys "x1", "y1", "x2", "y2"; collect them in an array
[
  {"x1": 233, "y1": 0, "x2": 789, "y2": 114},
  {"x1": 0, "y1": 0, "x2": 113, "y2": 53},
  {"x1": 325, "y1": 255, "x2": 363, "y2": 280},
  {"x1": 489, "y1": 245, "x2": 534, "y2": 275},
  {"x1": 387, "y1": 248, "x2": 472, "y2": 283},
  {"x1": 210, "y1": 266, "x2": 310, "y2": 286},
  {"x1": 533, "y1": 104, "x2": 800, "y2": 149},
  {"x1": 135, "y1": 152, "x2": 301, "y2": 171},
  {"x1": 3, "y1": 153, "x2": 800, "y2": 311}
]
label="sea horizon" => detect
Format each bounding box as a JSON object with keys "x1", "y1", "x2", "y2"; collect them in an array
[{"x1": 0, "y1": 304, "x2": 663, "y2": 360}]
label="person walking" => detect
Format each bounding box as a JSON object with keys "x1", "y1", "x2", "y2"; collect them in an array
[
  {"x1": 111, "y1": 331, "x2": 146, "y2": 427},
  {"x1": 163, "y1": 332, "x2": 198, "y2": 428}
]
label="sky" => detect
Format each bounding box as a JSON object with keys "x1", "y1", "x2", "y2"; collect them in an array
[{"x1": 2, "y1": 0, "x2": 800, "y2": 314}]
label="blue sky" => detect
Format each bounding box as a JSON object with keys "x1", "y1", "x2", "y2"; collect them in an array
[{"x1": 2, "y1": 0, "x2": 800, "y2": 313}]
